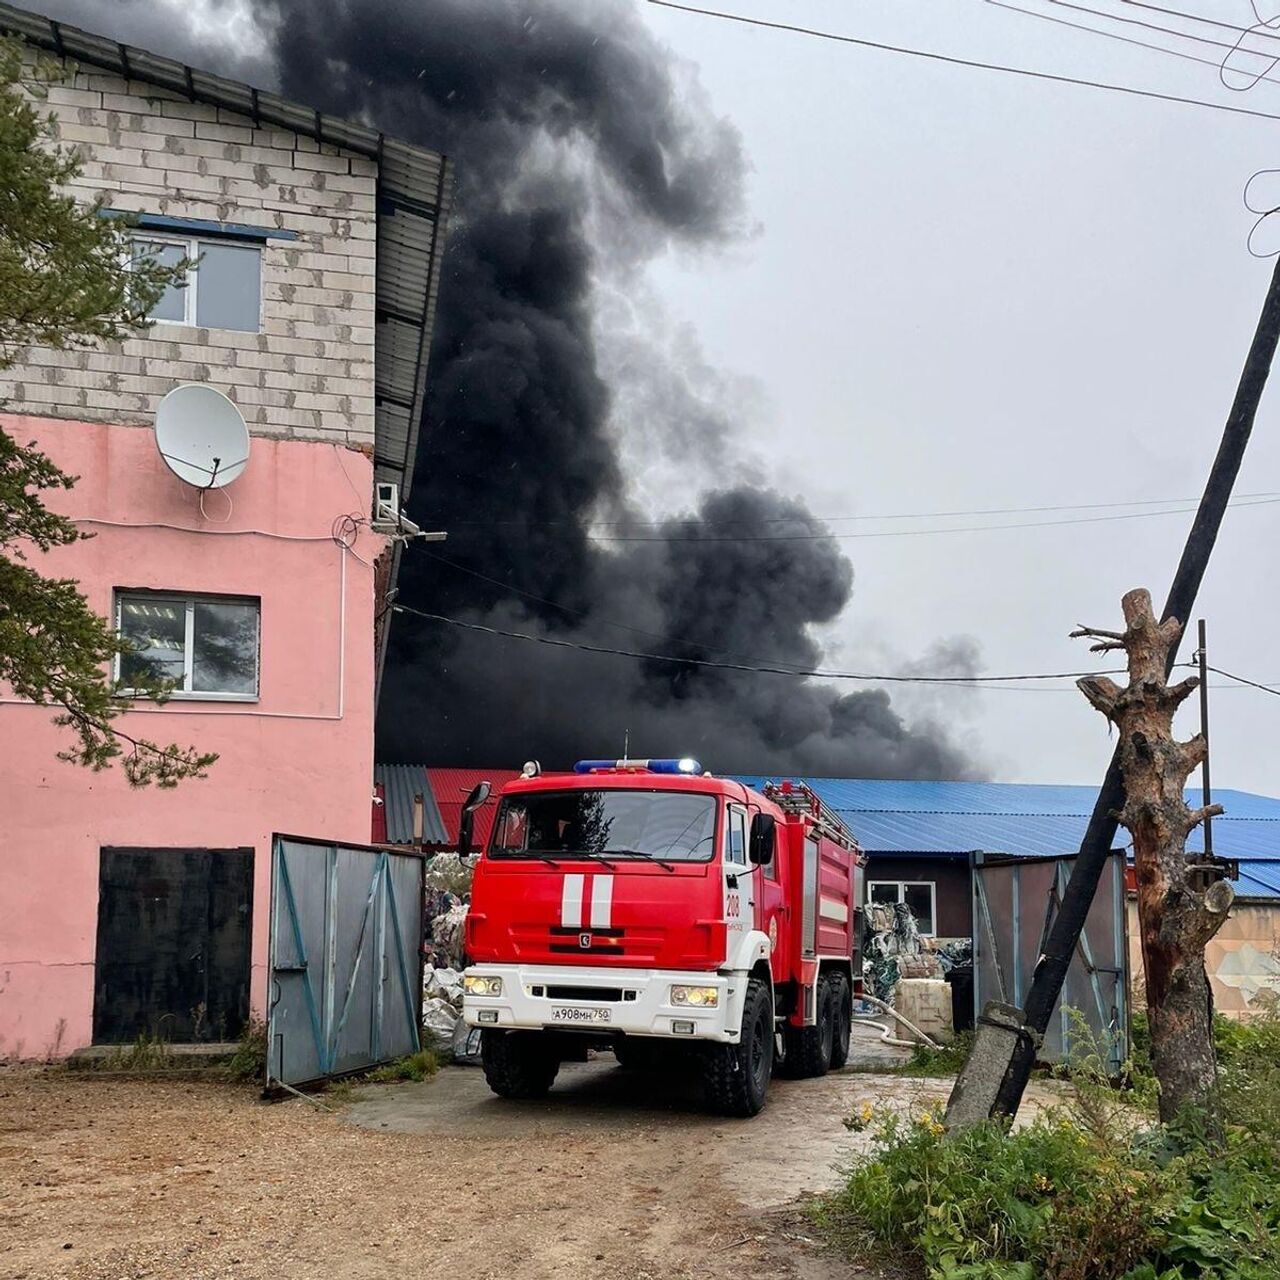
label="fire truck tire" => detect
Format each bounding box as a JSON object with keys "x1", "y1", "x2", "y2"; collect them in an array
[
  {"x1": 829, "y1": 973, "x2": 853, "y2": 1069},
  {"x1": 702, "y1": 976, "x2": 773, "y2": 1117},
  {"x1": 480, "y1": 1029, "x2": 560, "y2": 1100},
  {"x1": 782, "y1": 975, "x2": 837, "y2": 1079}
]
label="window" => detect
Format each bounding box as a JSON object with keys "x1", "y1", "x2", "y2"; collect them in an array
[
  {"x1": 725, "y1": 805, "x2": 748, "y2": 871},
  {"x1": 116, "y1": 592, "x2": 260, "y2": 700},
  {"x1": 868, "y1": 880, "x2": 937, "y2": 937},
  {"x1": 131, "y1": 235, "x2": 262, "y2": 332},
  {"x1": 490, "y1": 790, "x2": 717, "y2": 862}
]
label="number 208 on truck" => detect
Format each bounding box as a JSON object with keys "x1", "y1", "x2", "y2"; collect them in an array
[{"x1": 460, "y1": 759, "x2": 865, "y2": 1117}]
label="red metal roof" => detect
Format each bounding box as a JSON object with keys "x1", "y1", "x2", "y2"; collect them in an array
[{"x1": 427, "y1": 767, "x2": 521, "y2": 848}]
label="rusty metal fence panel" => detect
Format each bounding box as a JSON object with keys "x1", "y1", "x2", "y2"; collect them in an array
[
  {"x1": 267, "y1": 835, "x2": 424, "y2": 1088},
  {"x1": 972, "y1": 850, "x2": 1130, "y2": 1073}
]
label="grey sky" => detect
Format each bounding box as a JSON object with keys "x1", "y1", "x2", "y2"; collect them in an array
[
  {"x1": 29, "y1": 0, "x2": 1280, "y2": 792},
  {"x1": 636, "y1": 1, "x2": 1280, "y2": 791}
]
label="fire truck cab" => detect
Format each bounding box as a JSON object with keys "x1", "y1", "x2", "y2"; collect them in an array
[{"x1": 461, "y1": 759, "x2": 865, "y2": 1116}]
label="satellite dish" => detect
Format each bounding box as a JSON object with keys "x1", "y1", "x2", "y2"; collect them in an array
[{"x1": 154, "y1": 385, "x2": 250, "y2": 489}]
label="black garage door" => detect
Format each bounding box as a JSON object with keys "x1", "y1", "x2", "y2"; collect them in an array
[{"x1": 93, "y1": 847, "x2": 253, "y2": 1044}]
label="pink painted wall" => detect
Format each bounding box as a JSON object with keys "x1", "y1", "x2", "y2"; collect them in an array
[{"x1": 0, "y1": 414, "x2": 386, "y2": 1058}]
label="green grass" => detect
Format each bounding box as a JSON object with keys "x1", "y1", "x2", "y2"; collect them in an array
[
  {"x1": 816, "y1": 1008, "x2": 1280, "y2": 1280},
  {"x1": 224, "y1": 1019, "x2": 267, "y2": 1084},
  {"x1": 364, "y1": 1048, "x2": 440, "y2": 1083},
  {"x1": 894, "y1": 1032, "x2": 974, "y2": 1077}
]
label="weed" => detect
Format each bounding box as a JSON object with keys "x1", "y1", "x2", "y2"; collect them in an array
[
  {"x1": 224, "y1": 1019, "x2": 267, "y2": 1084},
  {"x1": 896, "y1": 1032, "x2": 973, "y2": 1077},
  {"x1": 323, "y1": 1078, "x2": 356, "y2": 1105},
  {"x1": 100, "y1": 1031, "x2": 174, "y2": 1072},
  {"x1": 365, "y1": 1048, "x2": 439, "y2": 1083}
]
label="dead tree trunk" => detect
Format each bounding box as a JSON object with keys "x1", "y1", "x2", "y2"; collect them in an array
[{"x1": 1073, "y1": 588, "x2": 1233, "y2": 1133}]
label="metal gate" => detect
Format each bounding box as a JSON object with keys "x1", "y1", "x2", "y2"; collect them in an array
[
  {"x1": 972, "y1": 850, "x2": 1130, "y2": 1073},
  {"x1": 267, "y1": 835, "x2": 424, "y2": 1087}
]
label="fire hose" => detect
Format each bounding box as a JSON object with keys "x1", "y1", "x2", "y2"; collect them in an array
[{"x1": 852, "y1": 993, "x2": 941, "y2": 1051}]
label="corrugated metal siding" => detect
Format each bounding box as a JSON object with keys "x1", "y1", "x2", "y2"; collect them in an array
[
  {"x1": 427, "y1": 768, "x2": 521, "y2": 849},
  {"x1": 729, "y1": 776, "x2": 1280, "y2": 901},
  {"x1": 374, "y1": 764, "x2": 448, "y2": 845}
]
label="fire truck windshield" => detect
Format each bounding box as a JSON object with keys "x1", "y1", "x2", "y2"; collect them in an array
[{"x1": 489, "y1": 789, "x2": 718, "y2": 863}]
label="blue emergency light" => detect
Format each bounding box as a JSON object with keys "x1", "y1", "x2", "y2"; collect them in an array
[{"x1": 574, "y1": 758, "x2": 703, "y2": 775}]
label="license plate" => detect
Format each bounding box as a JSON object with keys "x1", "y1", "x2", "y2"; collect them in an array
[{"x1": 549, "y1": 1005, "x2": 611, "y2": 1024}]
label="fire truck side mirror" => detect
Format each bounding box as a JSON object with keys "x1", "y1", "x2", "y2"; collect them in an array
[
  {"x1": 748, "y1": 813, "x2": 776, "y2": 865},
  {"x1": 457, "y1": 781, "x2": 492, "y2": 856}
]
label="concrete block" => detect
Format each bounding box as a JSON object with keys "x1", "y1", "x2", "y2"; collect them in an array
[
  {"x1": 160, "y1": 99, "x2": 220, "y2": 123},
  {"x1": 895, "y1": 979, "x2": 955, "y2": 1044},
  {"x1": 292, "y1": 150, "x2": 351, "y2": 175},
  {"x1": 254, "y1": 127, "x2": 306, "y2": 151},
  {"x1": 53, "y1": 122, "x2": 112, "y2": 147},
  {"x1": 45, "y1": 85, "x2": 104, "y2": 110},
  {"x1": 136, "y1": 114, "x2": 197, "y2": 139}
]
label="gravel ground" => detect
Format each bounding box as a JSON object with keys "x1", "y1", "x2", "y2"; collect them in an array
[{"x1": 0, "y1": 1030, "x2": 1021, "y2": 1280}]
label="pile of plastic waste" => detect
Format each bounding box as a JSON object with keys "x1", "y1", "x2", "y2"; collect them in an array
[
  {"x1": 421, "y1": 964, "x2": 482, "y2": 1064},
  {"x1": 862, "y1": 900, "x2": 943, "y2": 1004},
  {"x1": 427, "y1": 891, "x2": 468, "y2": 972},
  {"x1": 420, "y1": 869, "x2": 481, "y2": 1064}
]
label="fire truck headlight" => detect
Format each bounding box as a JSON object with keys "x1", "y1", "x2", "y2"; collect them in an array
[
  {"x1": 464, "y1": 975, "x2": 503, "y2": 997},
  {"x1": 670, "y1": 985, "x2": 718, "y2": 1008}
]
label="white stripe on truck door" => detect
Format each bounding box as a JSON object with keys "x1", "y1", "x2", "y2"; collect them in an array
[
  {"x1": 561, "y1": 874, "x2": 585, "y2": 928},
  {"x1": 590, "y1": 875, "x2": 614, "y2": 929}
]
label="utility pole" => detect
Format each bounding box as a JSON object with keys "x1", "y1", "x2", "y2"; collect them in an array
[
  {"x1": 1197, "y1": 619, "x2": 1213, "y2": 860},
  {"x1": 947, "y1": 254, "x2": 1280, "y2": 1127}
]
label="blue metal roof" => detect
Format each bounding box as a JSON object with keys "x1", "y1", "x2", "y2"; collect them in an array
[{"x1": 729, "y1": 776, "x2": 1280, "y2": 901}]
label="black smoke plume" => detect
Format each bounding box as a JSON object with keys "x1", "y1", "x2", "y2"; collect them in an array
[
  {"x1": 261, "y1": 0, "x2": 980, "y2": 777},
  {"x1": 50, "y1": 0, "x2": 983, "y2": 777}
]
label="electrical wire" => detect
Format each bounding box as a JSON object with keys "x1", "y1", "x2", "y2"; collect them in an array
[
  {"x1": 1039, "y1": 0, "x2": 1280, "y2": 59},
  {"x1": 331, "y1": 512, "x2": 375, "y2": 567},
  {"x1": 391, "y1": 601, "x2": 1131, "y2": 687},
  {"x1": 645, "y1": 0, "x2": 1280, "y2": 122},
  {"x1": 1119, "y1": 1, "x2": 1280, "y2": 38},
  {"x1": 987, "y1": 0, "x2": 1280, "y2": 87},
  {"x1": 1204, "y1": 663, "x2": 1280, "y2": 695},
  {"x1": 443, "y1": 490, "x2": 1280, "y2": 531},
  {"x1": 529, "y1": 496, "x2": 1280, "y2": 544},
  {"x1": 423, "y1": 549, "x2": 821, "y2": 670}
]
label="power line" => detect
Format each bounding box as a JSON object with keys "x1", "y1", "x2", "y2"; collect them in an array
[
  {"x1": 444, "y1": 490, "x2": 1280, "y2": 531},
  {"x1": 1204, "y1": 662, "x2": 1280, "y2": 695},
  {"x1": 422, "y1": 549, "x2": 820, "y2": 671},
  {"x1": 645, "y1": 0, "x2": 1280, "y2": 122},
  {"x1": 1119, "y1": 1, "x2": 1280, "y2": 38},
  {"x1": 423, "y1": 553, "x2": 1266, "y2": 691},
  {"x1": 392, "y1": 601, "x2": 1131, "y2": 687},
  {"x1": 547, "y1": 495, "x2": 1280, "y2": 544},
  {"x1": 1039, "y1": 0, "x2": 1280, "y2": 59},
  {"x1": 988, "y1": 0, "x2": 1280, "y2": 86}
]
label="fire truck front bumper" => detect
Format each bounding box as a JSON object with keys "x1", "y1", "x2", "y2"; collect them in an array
[{"x1": 461, "y1": 964, "x2": 744, "y2": 1042}]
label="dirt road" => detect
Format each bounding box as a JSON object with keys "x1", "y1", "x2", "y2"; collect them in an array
[{"x1": 1, "y1": 1044, "x2": 965, "y2": 1280}]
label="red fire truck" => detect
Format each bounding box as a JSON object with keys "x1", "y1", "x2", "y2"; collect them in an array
[{"x1": 460, "y1": 758, "x2": 865, "y2": 1116}]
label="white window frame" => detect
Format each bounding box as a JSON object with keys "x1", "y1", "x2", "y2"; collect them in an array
[
  {"x1": 724, "y1": 803, "x2": 750, "y2": 873},
  {"x1": 130, "y1": 233, "x2": 263, "y2": 333},
  {"x1": 114, "y1": 590, "x2": 261, "y2": 702},
  {"x1": 867, "y1": 879, "x2": 938, "y2": 937}
]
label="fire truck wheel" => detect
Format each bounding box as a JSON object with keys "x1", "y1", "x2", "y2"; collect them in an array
[
  {"x1": 781, "y1": 975, "x2": 837, "y2": 1079},
  {"x1": 829, "y1": 972, "x2": 853, "y2": 1069},
  {"x1": 480, "y1": 1029, "x2": 560, "y2": 1100},
  {"x1": 703, "y1": 976, "x2": 773, "y2": 1117}
]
